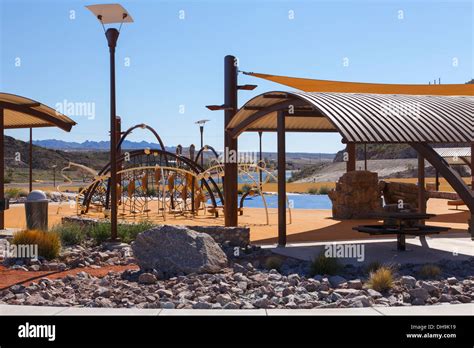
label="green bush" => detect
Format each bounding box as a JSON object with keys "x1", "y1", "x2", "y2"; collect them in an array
[
  {"x1": 307, "y1": 187, "x2": 319, "y2": 195},
  {"x1": 318, "y1": 186, "x2": 330, "y2": 195},
  {"x1": 52, "y1": 223, "x2": 86, "y2": 246},
  {"x1": 88, "y1": 223, "x2": 111, "y2": 245},
  {"x1": 264, "y1": 256, "x2": 283, "y2": 271},
  {"x1": 5, "y1": 187, "x2": 28, "y2": 199},
  {"x1": 241, "y1": 184, "x2": 252, "y2": 194},
  {"x1": 12, "y1": 230, "x2": 61, "y2": 260},
  {"x1": 418, "y1": 264, "x2": 441, "y2": 279},
  {"x1": 118, "y1": 221, "x2": 155, "y2": 243},
  {"x1": 309, "y1": 252, "x2": 342, "y2": 276}
]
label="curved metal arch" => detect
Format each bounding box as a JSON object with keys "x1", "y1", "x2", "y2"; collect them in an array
[
  {"x1": 194, "y1": 145, "x2": 220, "y2": 165},
  {"x1": 81, "y1": 148, "x2": 223, "y2": 213},
  {"x1": 117, "y1": 123, "x2": 167, "y2": 152}
]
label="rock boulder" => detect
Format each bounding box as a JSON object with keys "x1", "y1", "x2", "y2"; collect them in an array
[{"x1": 132, "y1": 225, "x2": 228, "y2": 276}]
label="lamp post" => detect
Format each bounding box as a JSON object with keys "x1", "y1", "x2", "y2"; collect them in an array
[
  {"x1": 86, "y1": 4, "x2": 133, "y2": 241},
  {"x1": 52, "y1": 165, "x2": 57, "y2": 188},
  {"x1": 195, "y1": 119, "x2": 210, "y2": 167}
]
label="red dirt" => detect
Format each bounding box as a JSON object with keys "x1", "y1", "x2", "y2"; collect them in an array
[{"x1": 0, "y1": 264, "x2": 139, "y2": 290}]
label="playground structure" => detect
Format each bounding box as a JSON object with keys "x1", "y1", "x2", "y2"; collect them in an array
[{"x1": 58, "y1": 123, "x2": 291, "y2": 225}]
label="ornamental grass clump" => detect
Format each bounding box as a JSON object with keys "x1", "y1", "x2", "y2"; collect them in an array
[
  {"x1": 310, "y1": 252, "x2": 342, "y2": 276},
  {"x1": 12, "y1": 229, "x2": 61, "y2": 260},
  {"x1": 418, "y1": 264, "x2": 441, "y2": 279},
  {"x1": 367, "y1": 266, "x2": 394, "y2": 292}
]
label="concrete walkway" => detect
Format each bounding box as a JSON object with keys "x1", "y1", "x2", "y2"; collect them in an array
[
  {"x1": 266, "y1": 233, "x2": 473, "y2": 265},
  {"x1": 0, "y1": 303, "x2": 472, "y2": 316}
]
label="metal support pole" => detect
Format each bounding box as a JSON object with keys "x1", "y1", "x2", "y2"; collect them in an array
[
  {"x1": 277, "y1": 110, "x2": 287, "y2": 247},
  {"x1": 364, "y1": 143, "x2": 367, "y2": 171},
  {"x1": 418, "y1": 154, "x2": 426, "y2": 215},
  {"x1": 29, "y1": 128, "x2": 33, "y2": 192},
  {"x1": 258, "y1": 131, "x2": 263, "y2": 186},
  {"x1": 106, "y1": 28, "x2": 120, "y2": 241},
  {"x1": 200, "y1": 125, "x2": 204, "y2": 168},
  {"x1": 346, "y1": 143, "x2": 356, "y2": 172},
  {"x1": 224, "y1": 55, "x2": 238, "y2": 227},
  {"x1": 435, "y1": 170, "x2": 440, "y2": 191},
  {"x1": 0, "y1": 108, "x2": 4, "y2": 230}
]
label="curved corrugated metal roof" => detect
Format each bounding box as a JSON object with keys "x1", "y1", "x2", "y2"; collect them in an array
[
  {"x1": 227, "y1": 91, "x2": 473, "y2": 143},
  {"x1": 0, "y1": 93, "x2": 77, "y2": 131}
]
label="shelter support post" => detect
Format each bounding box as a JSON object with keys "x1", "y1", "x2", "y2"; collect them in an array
[
  {"x1": 435, "y1": 170, "x2": 440, "y2": 191},
  {"x1": 224, "y1": 55, "x2": 238, "y2": 227},
  {"x1": 346, "y1": 143, "x2": 356, "y2": 172},
  {"x1": 29, "y1": 128, "x2": 33, "y2": 192},
  {"x1": 0, "y1": 108, "x2": 4, "y2": 230},
  {"x1": 258, "y1": 131, "x2": 263, "y2": 186},
  {"x1": 418, "y1": 154, "x2": 426, "y2": 218},
  {"x1": 277, "y1": 110, "x2": 287, "y2": 247}
]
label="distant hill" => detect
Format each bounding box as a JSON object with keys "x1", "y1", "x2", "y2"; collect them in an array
[
  {"x1": 4, "y1": 136, "x2": 109, "y2": 171},
  {"x1": 33, "y1": 139, "x2": 176, "y2": 152}
]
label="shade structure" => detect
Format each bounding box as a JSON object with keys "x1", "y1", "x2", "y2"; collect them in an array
[
  {"x1": 85, "y1": 4, "x2": 134, "y2": 24},
  {"x1": 434, "y1": 147, "x2": 471, "y2": 165},
  {"x1": 227, "y1": 91, "x2": 473, "y2": 143},
  {"x1": 0, "y1": 93, "x2": 76, "y2": 131},
  {"x1": 244, "y1": 72, "x2": 474, "y2": 96}
]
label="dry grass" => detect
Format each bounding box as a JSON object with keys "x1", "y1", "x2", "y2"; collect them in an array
[
  {"x1": 418, "y1": 264, "x2": 442, "y2": 279},
  {"x1": 367, "y1": 266, "x2": 394, "y2": 292},
  {"x1": 264, "y1": 256, "x2": 283, "y2": 271},
  {"x1": 12, "y1": 229, "x2": 61, "y2": 260}
]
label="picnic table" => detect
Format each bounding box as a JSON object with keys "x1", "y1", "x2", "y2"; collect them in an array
[{"x1": 353, "y1": 211, "x2": 450, "y2": 251}]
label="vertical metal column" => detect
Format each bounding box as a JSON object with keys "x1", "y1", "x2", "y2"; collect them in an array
[
  {"x1": 418, "y1": 154, "x2": 426, "y2": 215},
  {"x1": 346, "y1": 143, "x2": 356, "y2": 172},
  {"x1": 29, "y1": 128, "x2": 33, "y2": 192},
  {"x1": 258, "y1": 131, "x2": 263, "y2": 186},
  {"x1": 224, "y1": 55, "x2": 238, "y2": 227},
  {"x1": 277, "y1": 110, "x2": 286, "y2": 247},
  {"x1": 0, "y1": 108, "x2": 4, "y2": 230}
]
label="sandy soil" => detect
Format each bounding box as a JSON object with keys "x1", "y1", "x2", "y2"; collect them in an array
[{"x1": 4, "y1": 198, "x2": 469, "y2": 245}]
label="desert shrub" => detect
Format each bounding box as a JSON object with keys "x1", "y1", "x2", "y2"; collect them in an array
[
  {"x1": 318, "y1": 186, "x2": 330, "y2": 195},
  {"x1": 418, "y1": 264, "x2": 441, "y2": 279},
  {"x1": 12, "y1": 230, "x2": 61, "y2": 260},
  {"x1": 367, "y1": 266, "x2": 394, "y2": 292},
  {"x1": 5, "y1": 187, "x2": 28, "y2": 199},
  {"x1": 118, "y1": 221, "x2": 155, "y2": 243},
  {"x1": 309, "y1": 252, "x2": 342, "y2": 276},
  {"x1": 365, "y1": 261, "x2": 382, "y2": 274},
  {"x1": 88, "y1": 223, "x2": 111, "y2": 245},
  {"x1": 241, "y1": 184, "x2": 252, "y2": 194},
  {"x1": 264, "y1": 256, "x2": 283, "y2": 271},
  {"x1": 52, "y1": 223, "x2": 86, "y2": 246},
  {"x1": 307, "y1": 187, "x2": 319, "y2": 195}
]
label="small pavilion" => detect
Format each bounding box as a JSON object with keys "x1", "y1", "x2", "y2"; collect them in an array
[
  {"x1": 216, "y1": 56, "x2": 474, "y2": 246},
  {"x1": 0, "y1": 93, "x2": 76, "y2": 230}
]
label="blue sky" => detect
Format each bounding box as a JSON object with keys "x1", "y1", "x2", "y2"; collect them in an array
[{"x1": 0, "y1": 0, "x2": 472, "y2": 153}]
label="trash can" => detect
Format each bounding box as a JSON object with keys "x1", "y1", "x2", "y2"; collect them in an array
[{"x1": 25, "y1": 190, "x2": 48, "y2": 231}]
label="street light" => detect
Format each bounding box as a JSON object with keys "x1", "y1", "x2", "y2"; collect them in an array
[
  {"x1": 195, "y1": 119, "x2": 210, "y2": 167},
  {"x1": 86, "y1": 4, "x2": 133, "y2": 242}
]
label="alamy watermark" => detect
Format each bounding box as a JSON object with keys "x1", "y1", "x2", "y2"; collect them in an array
[
  {"x1": 324, "y1": 243, "x2": 365, "y2": 262},
  {"x1": 0, "y1": 240, "x2": 38, "y2": 261},
  {"x1": 218, "y1": 147, "x2": 258, "y2": 164},
  {"x1": 55, "y1": 99, "x2": 96, "y2": 120}
]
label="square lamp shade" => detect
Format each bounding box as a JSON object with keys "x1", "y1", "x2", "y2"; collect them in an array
[{"x1": 86, "y1": 4, "x2": 134, "y2": 24}]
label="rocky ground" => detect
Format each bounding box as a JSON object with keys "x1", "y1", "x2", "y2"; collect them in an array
[{"x1": 1, "y1": 242, "x2": 473, "y2": 309}]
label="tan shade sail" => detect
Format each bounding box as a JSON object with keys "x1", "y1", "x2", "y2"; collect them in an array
[
  {"x1": 86, "y1": 4, "x2": 134, "y2": 24},
  {"x1": 244, "y1": 72, "x2": 474, "y2": 96},
  {"x1": 0, "y1": 93, "x2": 76, "y2": 131}
]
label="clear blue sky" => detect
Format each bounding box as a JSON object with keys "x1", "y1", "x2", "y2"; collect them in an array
[{"x1": 1, "y1": 0, "x2": 472, "y2": 153}]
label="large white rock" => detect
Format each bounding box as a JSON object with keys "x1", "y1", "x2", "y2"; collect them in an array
[{"x1": 132, "y1": 225, "x2": 228, "y2": 276}]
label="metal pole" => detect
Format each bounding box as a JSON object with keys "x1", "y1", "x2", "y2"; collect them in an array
[
  {"x1": 346, "y1": 143, "x2": 356, "y2": 172},
  {"x1": 364, "y1": 143, "x2": 367, "y2": 171},
  {"x1": 106, "y1": 28, "x2": 120, "y2": 241},
  {"x1": 277, "y1": 110, "x2": 286, "y2": 247},
  {"x1": 258, "y1": 131, "x2": 263, "y2": 186},
  {"x1": 435, "y1": 170, "x2": 440, "y2": 191},
  {"x1": 418, "y1": 154, "x2": 426, "y2": 216},
  {"x1": 223, "y1": 55, "x2": 238, "y2": 227},
  {"x1": 29, "y1": 128, "x2": 33, "y2": 192},
  {"x1": 200, "y1": 125, "x2": 204, "y2": 168},
  {"x1": 53, "y1": 166, "x2": 56, "y2": 188},
  {"x1": 0, "y1": 108, "x2": 4, "y2": 230}
]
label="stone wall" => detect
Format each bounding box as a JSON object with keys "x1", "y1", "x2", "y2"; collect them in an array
[
  {"x1": 328, "y1": 171, "x2": 383, "y2": 219},
  {"x1": 379, "y1": 181, "x2": 427, "y2": 209}
]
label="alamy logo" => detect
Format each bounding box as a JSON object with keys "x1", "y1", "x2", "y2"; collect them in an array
[
  {"x1": 324, "y1": 243, "x2": 365, "y2": 262},
  {"x1": 18, "y1": 322, "x2": 56, "y2": 341},
  {"x1": 218, "y1": 147, "x2": 257, "y2": 164},
  {"x1": 0, "y1": 240, "x2": 38, "y2": 260}
]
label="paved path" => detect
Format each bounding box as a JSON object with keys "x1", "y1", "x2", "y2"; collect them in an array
[{"x1": 0, "y1": 303, "x2": 472, "y2": 316}]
